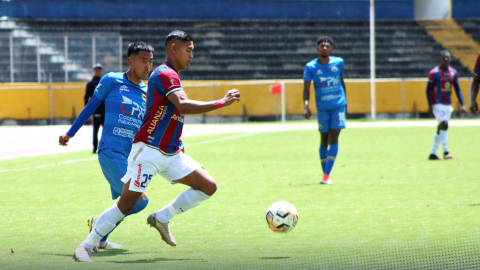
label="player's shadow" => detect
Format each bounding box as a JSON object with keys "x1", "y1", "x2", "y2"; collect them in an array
[
  {"x1": 460, "y1": 204, "x2": 480, "y2": 206},
  {"x1": 45, "y1": 248, "x2": 130, "y2": 258},
  {"x1": 260, "y1": 256, "x2": 290, "y2": 260},
  {"x1": 289, "y1": 183, "x2": 323, "y2": 186},
  {"x1": 111, "y1": 258, "x2": 206, "y2": 264}
]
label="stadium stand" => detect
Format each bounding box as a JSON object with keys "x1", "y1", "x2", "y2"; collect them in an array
[{"x1": 0, "y1": 18, "x2": 471, "y2": 82}]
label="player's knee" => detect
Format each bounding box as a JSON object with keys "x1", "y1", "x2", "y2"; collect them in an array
[
  {"x1": 117, "y1": 197, "x2": 139, "y2": 215},
  {"x1": 203, "y1": 179, "x2": 217, "y2": 196},
  {"x1": 440, "y1": 121, "x2": 448, "y2": 130}
]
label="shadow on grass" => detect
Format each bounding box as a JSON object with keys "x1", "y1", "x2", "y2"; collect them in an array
[
  {"x1": 45, "y1": 248, "x2": 130, "y2": 258},
  {"x1": 289, "y1": 183, "x2": 323, "y2": 186},
  {"x1": 111, "y1": 258, "x2": 206, "y2": 264},
  {"x1": 260, "y1": 257, "x2": 290, "y2": 260},
  {"x1": 46, "y1": 250, "x2": 206, "y2": 264}
]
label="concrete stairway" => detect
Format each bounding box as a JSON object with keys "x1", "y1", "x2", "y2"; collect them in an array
[{"x1": 419, "y1": 19, "x2": 480, "y2": 71}]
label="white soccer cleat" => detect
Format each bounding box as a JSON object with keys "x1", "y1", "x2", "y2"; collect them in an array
[
  {"x1": 72, "y1": 247, "x2": 93, "y2": 262},
  {"x1": 320, "y1": 179, "x2": 332, "y2": 185},
  {"x1": 99, "y1": 241, "x2": 122, "y2": 249},
  {"x1": 147, "y1": 213, "x2": 177, "y2": 247},
  {"x1": 320, "y1": 174, "x2": 332, "y2": 185}
]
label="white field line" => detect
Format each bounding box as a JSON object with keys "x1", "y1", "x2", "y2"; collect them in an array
[
  {"x1": 0, "y1": 133, "x2": 259, "y2": 173},
  {"x1": 0, "y1": 156, "x2": 97, "y2": 173}
]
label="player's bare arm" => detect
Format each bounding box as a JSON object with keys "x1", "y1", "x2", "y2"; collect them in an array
[
  {"x1": 453, "y1": 81, "x2": 467, "y2": 118},
  {"x1": 59, "y1": 134, "x2": 72, "y2": 146},
  {"x1": 167, "y1": 89, "x2": 240, "y2": 114},
  {"x1": 303, "y1": 81, "x2": 312, "y2": 119},
  {"x1": 470, "y1": 76, "x2": 480, "y2": 115}
]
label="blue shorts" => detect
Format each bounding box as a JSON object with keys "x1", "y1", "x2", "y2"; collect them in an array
[
  {"x1": 98, "y1": 149, "x2": 128, "y2": 200},
  {"x1": 317, "y1": 106, "x2": 346, "y2": 133}
]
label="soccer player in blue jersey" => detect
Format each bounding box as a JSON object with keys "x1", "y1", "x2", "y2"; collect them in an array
[
  {"x1": 59, "y1": 42, "x2": 154, "y2": 251},
  {"x1": 470, "y1": 52, "x2": 480, "y2": 115},
  {"x1": 72, "y1": 30, "x2": 240, "y2": 263},
  {"x1": 426, "y1": 51, "x2": 466, "y2": 160},
  {"x1": 303, "y1": 36, "x2": 347, "y2": 185}
]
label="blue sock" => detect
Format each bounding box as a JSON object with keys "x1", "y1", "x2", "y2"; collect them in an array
[
  {"x1": 324, "y1": 144, "x2": 338, "y2": 176},
  {"x1": 319, "y1": 146, "x2": 328, "y2": 173},
  {"x1": 100, "y1": 198, "x2": 149, "y2": 242}
]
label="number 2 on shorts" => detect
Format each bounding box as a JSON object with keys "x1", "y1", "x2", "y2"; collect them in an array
[{"x1": 141, "y1": 174, "x2": 153, "y2": 188}]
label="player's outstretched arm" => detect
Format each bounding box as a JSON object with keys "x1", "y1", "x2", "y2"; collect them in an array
[
  {"x1": 168, "y1": 89, "x2": 240, "y2": 115},
  {"x1": 58, "y1": 95, "x2": 102, "y2": 147},
  {"x1": 470, "y1": 76, "x2": 480, "y2": 115}
]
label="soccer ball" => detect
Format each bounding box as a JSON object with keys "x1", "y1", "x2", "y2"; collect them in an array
[{"x1": 265, "y1": 201, "x2": 298, "y2": 233}]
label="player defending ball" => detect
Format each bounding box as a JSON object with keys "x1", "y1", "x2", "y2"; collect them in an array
[
  {"x1": 426, "y1": 50, "x2": 466, "y2": 160},
  {"x1": 303, "y1": 36, "x2": 347, "y2": 185},
  {"x1": 73, "y1": 30, "x2": 240, "y2": 262}
]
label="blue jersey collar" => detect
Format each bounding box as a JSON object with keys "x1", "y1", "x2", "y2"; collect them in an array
[{"x1": 163, "y1": 61, "x2": 178, "y2": 74}]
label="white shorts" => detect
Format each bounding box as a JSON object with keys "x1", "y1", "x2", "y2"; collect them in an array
[
  {"x1": 432, "y1": 104, "x2": 453, "y2": 123},
  {"x1": 121, "y1": 142, "x2": 202, "y2": 193}
]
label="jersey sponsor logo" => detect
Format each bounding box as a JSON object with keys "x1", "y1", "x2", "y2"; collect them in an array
[
  {"x1": 120, "y1": 95, "x2": 145, "y2": 119},
  {"x1": 113, "y1": 127, "x2": 135, "y2": 139},
  {"x1": 320, "y1": 76, "x2": 339, "y2": 87},
  {"x1": 321, "y1": 93, "x2": 342, "y2": 101},
  {"x1": 171, "y1": 114, "x2": 184, "y2": 123},
  {"x1": 134, "y1": 164, "x2": 142, "y2": 188},
  {"x1": 120, "y1": 85, "x2": 130, "y2": 92},
  {"x1": 442, "y1": 82, "x2": 450, "y2": 92},
  {"x1": 147, "y1": 106, "x2": 167, "y2": 134},
  {"x1": 331, "y1": 66, "x2": 338, "y2": 72}
]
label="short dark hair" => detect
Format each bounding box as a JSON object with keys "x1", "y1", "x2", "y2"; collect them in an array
[
  {"x1": 127, "y1": 41, "x2": 154, "y2": 57},
  {"x1": 317, "y1": 36, "x2": 334, "y2": 47},
  {"x1": 440, "y1": 50, "x2": 450, "y2": 57},
  {"x1": 165, "y1": 30, "x2": 193, "y2": 46}
]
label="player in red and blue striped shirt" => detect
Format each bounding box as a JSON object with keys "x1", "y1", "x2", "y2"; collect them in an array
[
  {"x1": 73, "y1": 31, "x2": 240, "y2": 262},
  {"x1": 470, "y1": 52, "x2": 480, "y2": 114},
  {"x1": 426, "y1": 51, "x2": 466, "y2": 160}
]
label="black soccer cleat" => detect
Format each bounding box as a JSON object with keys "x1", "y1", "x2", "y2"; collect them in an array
[{"x1": 428, "y1": 154, "x2": 443, "y2": 160}]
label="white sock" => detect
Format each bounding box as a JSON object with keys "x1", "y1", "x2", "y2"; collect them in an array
[
  {"x1": 156, "y1": 188, "x2": 211, "y2": 223},
  {"x1": 439, "y1": 130, "x2": 448, "y2": 153},
  {"x1": 430, "y1": 133, "x2": 441, "y2": 155},
  {"x1": 81, "y1": 204, "x2": 125, "y2": 249}
]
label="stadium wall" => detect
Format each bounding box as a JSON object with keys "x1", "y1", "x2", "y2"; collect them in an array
[
  {"x1": 451, "y1": 0, "x2": 480, "y2": 19},
  {"x1": 0, "y1": 79, "x2": 470, "y2": 121},
  {"x1": 1, "y1": 0, "x2": 414, "y2": 19}
]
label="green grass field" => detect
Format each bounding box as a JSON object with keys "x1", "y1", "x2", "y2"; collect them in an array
[{"x1": 1, "y1": 123, "x2": 480, "y2": 269}]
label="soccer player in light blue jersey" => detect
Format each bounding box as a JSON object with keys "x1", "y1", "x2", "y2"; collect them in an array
[
  {"x1": 59, "y1": 42, "x2": 154, "y2": 251},
  {"x1": 303, "y1": 36, "x2": 347, "y2": 185}
]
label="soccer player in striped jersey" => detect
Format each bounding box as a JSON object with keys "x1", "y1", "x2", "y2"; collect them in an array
[
  {"x1": 303, "y1": 36, "x2": 347, "y2": 185},
  {"x1": 60, "y1": 42, "x2": 154, "y2": 253},
  {"x1": 470, "y1": 52, "x2": 480, "y2": 115},
  {"x1": 73, "y1": 30, "x2": 240, "y2": 262},
  {"x1": 426, "y1": 50, "x2": 466, "y2": 160}
]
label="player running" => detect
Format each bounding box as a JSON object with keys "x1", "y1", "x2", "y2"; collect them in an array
[
  {"x1": 303, "y1": 36, "x2": 347, "y2": 185},
  {"x1": 73, "y1": 30, "x2": 240, "y2": 262},
  {"x1": 426, "y1": 50, "x2": 466, "y2": 160},
  {"x1": 470, "y1": 52, "x2": 480, "y2": 115},
  {"x1": 59, "y1": 42, "x2": 154, "y2": 251}
]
